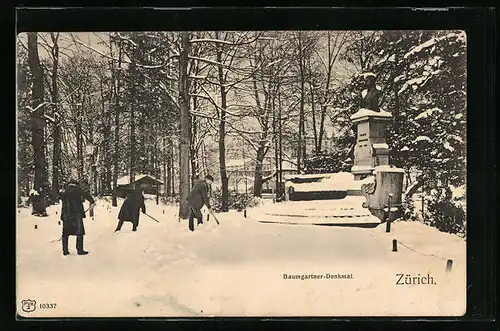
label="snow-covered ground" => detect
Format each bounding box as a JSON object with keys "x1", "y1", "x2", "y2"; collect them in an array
[{"x1": 17, "y1": 197, "x2": 466, "y2": 317}]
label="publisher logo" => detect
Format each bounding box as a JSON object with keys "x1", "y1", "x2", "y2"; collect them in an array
[{"x1": 21, "y1": 299, "x2": 36, "y2": 313}]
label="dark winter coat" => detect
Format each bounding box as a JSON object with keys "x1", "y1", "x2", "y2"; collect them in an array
[
  {"x1": 187, "y1": 179, "x2": 211, "y2": 211},
  {"x1": 118, "y1": 191, "x2": 146, "y2": 226},
  {"x1": 60, "y1": 184, "x2": 95, "y2": 236}
]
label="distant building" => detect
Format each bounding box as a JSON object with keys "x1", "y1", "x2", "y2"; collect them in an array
[{"x1": 115, "y1": 174, "x2": 164, "y2": 197}]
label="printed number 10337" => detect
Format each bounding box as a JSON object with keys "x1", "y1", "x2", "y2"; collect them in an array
[{"x1": 40, "y1": 303, "x2": 57, "y2": 309}]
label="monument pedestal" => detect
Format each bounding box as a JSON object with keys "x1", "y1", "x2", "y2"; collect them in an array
[
  {"x1": 350, "y1": 108, "x2": 393, "y2": 179},
  {"x1": 362, "y1": 166, "x2": 405, "y2": 221}
]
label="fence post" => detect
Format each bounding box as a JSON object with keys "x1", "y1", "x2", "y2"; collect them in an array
[
  {"x1": 446, "y1": 259, "x2": 453, "y2": 272},
  {"x1": 385, "y1": 194, "x2": 393, "y2": 233}
]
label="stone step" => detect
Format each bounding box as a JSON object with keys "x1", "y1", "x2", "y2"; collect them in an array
[
  {"x1": 247, "y1": 196, "x2": 382, "y2": 226},
  {"x1": 257, "y1": 216, "x2": 381, "y2": 226},
  {"x1": 250, "y1": 211, "x2": 381, "y2": 226},
  {"x1": 263, "y1": 212, "x2": 373, "y2": 218}
]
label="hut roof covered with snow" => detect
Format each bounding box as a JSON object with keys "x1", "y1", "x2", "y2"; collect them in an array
[{"x1": 117, "y1": 174, "x2": 164, "y2": 186}]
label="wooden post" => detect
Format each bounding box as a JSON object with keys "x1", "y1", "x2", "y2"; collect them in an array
[
  {"x1": 156, "y1": 185, "x2": 159, "y2": 205},
  {"x1": 385, "y1": 194, "x2": 393, "y2": 233},
  {"x1": 421, "y1": 195, "x2": 424, "y2": 220},
  {"x1": 446, "y1": 259, "x2": 453, "y2": 272},
  {"x1": 112, "y1": 188, "x2": 118, "y2": 207}
]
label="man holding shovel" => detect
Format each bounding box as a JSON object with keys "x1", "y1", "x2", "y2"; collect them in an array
[
  {"x1": 60, "y1": 179, "x2": 95, "y2": 256},
  {"x1": 186, "y1": 174, "x2": 214, "y2": 231},
  {"x1": 115, "y1": 187, "x2": 146, "y2": 232}
]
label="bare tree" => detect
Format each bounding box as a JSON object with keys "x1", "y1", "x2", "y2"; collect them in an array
[
  {"x1": 312, "y1": 31, "x2": 348, "y2": 154},
  {"x1": 110, "y1": 34, "x2": 124, "y2": 206},
  {"x1": 245, "y1": 33, "x2": 295, "y2": 196},
  {"x1": 43, "y1": 32, "x2": 62, "y2": 202},
  {"x1": 178, "y1": 31, "x2": 192, "y2": 219},
  {"x1": 27, "y1": 32, "x2": 48, "y2": 210},
  {"x1": 189, "y1": 31, "x2": 261, "y2": 210}
]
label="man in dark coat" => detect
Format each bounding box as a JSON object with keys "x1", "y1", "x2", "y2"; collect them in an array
[
  {"x1": 115, "y1": 187, "x2": 146, "y2": 232},
  {"x1": 60, "y1": 179, "x2": 95, "y2": 256},
  {"x1": 187, "y1": 174, "x2": 213, "y2": 231}
]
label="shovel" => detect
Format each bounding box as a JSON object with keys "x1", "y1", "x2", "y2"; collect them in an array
[
  {"x1": 145, "y1": 213, "x2": 160, "y2": 223},
  {"x1": 208, "y1": 210, "x2": 220, "y2": 225}
]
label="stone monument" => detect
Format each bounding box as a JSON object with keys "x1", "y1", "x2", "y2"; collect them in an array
[
  {"x1": 350, "y1": 73, "x2": 404, "y2": 222},
  {"x1": 350, "y1": 73, "x2": 393, "y2": 180}
]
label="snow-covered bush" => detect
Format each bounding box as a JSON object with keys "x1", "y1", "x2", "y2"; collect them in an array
[
  {"x1": 402, "y1": 197, "x2": 420, "y2": 222},
  {"x1": 210, "y1": 188, "x2": 261, "y2": 212},
  {"x1": 304, "y1": 136, "x2": 354, "y2": 174},
  {"x1": 304, "y1": 153, "x2": 352, "y2": 174},
  {"x1": 425, "y1": 186, "x2": 466, "y2": 236}
]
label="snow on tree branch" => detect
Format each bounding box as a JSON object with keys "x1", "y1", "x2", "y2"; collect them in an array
[
  {"x1": 188, "y1": 56, "x2": 228, "y2": 68},
  {"x1": 68, "y1": 35, "x2": 178, "y2": 70},
  {"x1": 26, "y1": 102, "x2": 49, "y2": 113},
  {"x1": 404, "y1": 31, "x2": 466, "y2": 59},
  {"x1": 190, "y1": 38, "x2": 240, "y2": 46}
]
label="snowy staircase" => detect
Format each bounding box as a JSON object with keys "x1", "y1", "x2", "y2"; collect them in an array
[{"x1": 248, "y1": 196, "x2": 382, "y2": 227}]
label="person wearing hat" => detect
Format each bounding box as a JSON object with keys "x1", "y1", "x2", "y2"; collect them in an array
[
  {"x1": 115, "y1": 186, "x2": 146, "y2": 233},
  {"x1": 60, "y1": 179, "x2": 95, "y2": 256},
  {"x1": 186, "y1": 174, "x2": 214, "y2": 231}
]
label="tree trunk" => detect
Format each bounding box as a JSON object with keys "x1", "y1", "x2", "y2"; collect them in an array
[
  {"x1": 178, "y1": 31, "x2": 192, "y2": 219},
  {"x1": 391, "y1": 89, "x2": 402, "y2": 168},
  {"x1": 190, "y1": 94, "x2": 198, "y2": 185},
  {"x1": 112, "y1": 37, "x2": 123, "y2": 207},
  {"x1": 201, "y1": 141, "x2": 208, "y2": 178},
  {"x1": 101, "y1": 75, "x2": 112, "y2": 193},
  {"x1": 129, "y1": 63, "x2": 137, "y2": 185},
  {"x1": 297, "y1": 33, "x2": 306, "y2": 172},
  {"x1": 27, "y1": 32, "x2": 47, "y2": 206},
  {"x1": 171, "y1": 148, "x2": 176, "y2": 196},
  {"x1": 76, "y1": 102, "x2": 84, "y2": 180},
  {"x1": 310, "y1": 82, "x2": 319, "y2": 155},
  {"x1": 166, "y1": 138, "x2": 172, "y2": 196},
  {"x1": 50, "y1": 33, "x2": 60, "y2": 203},
  {"x1": 216, "y1": 34, "x2": 229, "y2": 212},
  {"x1": 162, "y1": 136, "x2": 167, "y2": 197},
  {"x1": 219, "y1": 102, "x2": 229, "y2": 211},
  {"x1": 253, "y1": 147, "x2": 265, "y2": 197},
  {"x1": 274, "y1": 104, "x2": 280, "y2": 200},
  {"x1": 318, "y1": 105, "x2": 327, "y2": 153},
  {"x1": 278, "y1": 94, "x2": 283, "y2": 190},
  {"x1": 318, "y1": 33, "x2": 336, "y2": 154}
]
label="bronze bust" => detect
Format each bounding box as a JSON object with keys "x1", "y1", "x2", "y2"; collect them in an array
[{"x1": 361, "y1": 74, "x2": 382, "y2": 111}]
